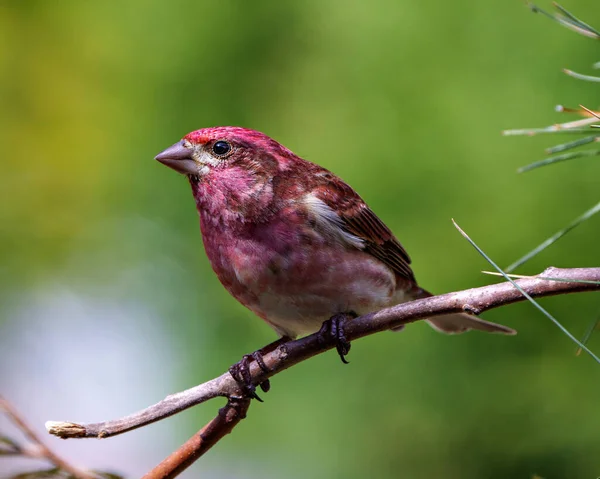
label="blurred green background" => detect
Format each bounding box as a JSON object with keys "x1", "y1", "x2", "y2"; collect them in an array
[{"x1": 1, "y1": 1, "x2": 599, "y2": 478}]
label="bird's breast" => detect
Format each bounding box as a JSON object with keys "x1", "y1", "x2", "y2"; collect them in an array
[{"x1": 198, "y1": 208, "x2": 398, "y2": 338}]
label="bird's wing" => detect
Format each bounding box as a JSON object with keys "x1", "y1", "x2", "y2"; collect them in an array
[{"x1": 306, "y1": 173, "x2": 416, "y2": 283}]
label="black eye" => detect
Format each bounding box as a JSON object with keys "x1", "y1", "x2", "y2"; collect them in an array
[{"x1": 212, "y1": 140, "x2": 231, "y2": 156}]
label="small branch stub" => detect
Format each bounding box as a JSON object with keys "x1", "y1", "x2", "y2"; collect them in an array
[{"x1": 45, "y1": 421, "x2": 87, "y2": 438}]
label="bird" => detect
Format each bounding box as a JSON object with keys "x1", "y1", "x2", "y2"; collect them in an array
[{"x1": 155, "y1": 126, "x2": 515, "y2": 396}]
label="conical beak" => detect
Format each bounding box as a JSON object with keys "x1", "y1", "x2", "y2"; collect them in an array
[{"x1": 155, "y1": 140, "x2": 198, "y2": 175}]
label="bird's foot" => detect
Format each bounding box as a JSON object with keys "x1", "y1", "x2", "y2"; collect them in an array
[
  {"x1": 229, "y1": 352, "x2": 270, "y2": 401},
  {"x1": 229, "y1": 337, "x2": 290, "y2": 401},
  {"x1": 318, "y1": 312, "x2": 356, "y2": 364}
]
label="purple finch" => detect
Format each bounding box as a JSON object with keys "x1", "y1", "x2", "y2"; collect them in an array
[{"x1": 155, "y1": 127, "x2": 515, "y2": 364}]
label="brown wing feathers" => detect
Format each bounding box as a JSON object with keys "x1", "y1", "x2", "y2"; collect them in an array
[
  {"x1": 342, "y1": 204, "x2": 415, "y2": 282},
  {"x1": 313, "y1": 178, "x2": 416, "y2": 283}
]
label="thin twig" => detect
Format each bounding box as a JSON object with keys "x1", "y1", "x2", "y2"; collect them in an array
[
  {"x1": 46, "y1": 376, "x2": 228, "y2": 439},
  {"x1": 142, "y1": 398, "x2": 251, "y2": 479},
  {"x1": 1, "y1": 396, "x2": 97, "y2": 479}
]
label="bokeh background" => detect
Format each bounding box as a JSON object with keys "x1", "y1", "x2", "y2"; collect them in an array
[{"x1": 1, "y1": 1, "x2": 598, "y2": 478}]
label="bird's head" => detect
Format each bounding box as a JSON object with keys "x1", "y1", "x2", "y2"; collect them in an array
[
  {"x1": 156, "y1": 127, "x2": 311, "y2": 221},
  {"x1": 155, "y1": 126, "x2": 297, "y2": 180}
]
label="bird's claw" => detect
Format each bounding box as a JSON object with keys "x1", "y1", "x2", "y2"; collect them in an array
[
  {"x1": 319, "y1": 312, "x2": 355, "y2": 364},
  {"x1": 229, "y1": 352, "x2": 271, "y2": 401},
  {"x1": 252, "y1": 351, "x2": 272, "y2": 393}
]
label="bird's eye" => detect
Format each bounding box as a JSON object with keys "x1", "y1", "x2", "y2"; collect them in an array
[{"x1": 212, "y1": 140, "x2": 232, "y2": 156}]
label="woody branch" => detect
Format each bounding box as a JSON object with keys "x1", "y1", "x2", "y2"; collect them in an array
[{"x1": 45, "y1": 266, "x2": 600, "y2": 478}]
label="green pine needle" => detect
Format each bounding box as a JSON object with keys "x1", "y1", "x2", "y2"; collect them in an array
[
  {"x1": 551, "y1": 2, "x2": 600, "y2": 38},
  {"x1": 505, "y1": 201, "x2": 600, "y2": 272},
  {"x1": 518, "y1": 149, "x2": 600, "y2": 173},
  {"x1": 545, "y1": 135, "x2": 599, "y2": 154},
  {"x1": 563, "y1": 69, "x2": 600, "y2": 82},
  {"x1": 503, "y1": 116, "x2": 599, "y2": 137},
  {"x1": 575, "y1": 313, "x2": 600, "y2": 356},
  {"x1": 482, "y1": 271, "x2": 600, "y2": 285},
  {"x1": 528, "y1": 2, "x2": 600, "y2": 39},
  {"x1": 503, "y1": 128, "x2": 595, "y2": 136},
  {"x1": 452, "y1": 219, "x2": 600, "y2": 365}
]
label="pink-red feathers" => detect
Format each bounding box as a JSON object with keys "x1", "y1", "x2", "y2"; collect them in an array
[{"x1": 156, "y1": 127, "x2": 515, "y2": 338}]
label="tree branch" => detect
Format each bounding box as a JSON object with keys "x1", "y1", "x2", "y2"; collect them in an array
[
  {"x1": 141, "y1": 398, "x2": 250, "y2": 479},
  {"x1": 45, "y1": 266, "x2": 600, "y2": 477}
]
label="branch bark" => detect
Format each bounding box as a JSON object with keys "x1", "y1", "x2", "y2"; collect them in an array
[
  {"x1": 141, "y1": 398, "x2": 250, "y2": 479},
  {"x1": 45, "y1": 267, "x2": 600, "y2": 478}
]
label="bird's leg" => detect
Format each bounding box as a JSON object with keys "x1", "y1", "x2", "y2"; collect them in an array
[
  {"x1": 253, "y1": 336, "x2": 291, "y2": 393},
  {"x1": 229, "y1": 336, "x2": 291, "y2": 400},
  {"x1": 318, "y1": 312, "x2": 356, "y2": 364},
  {"x1": 229, "y1": 355, "x2": 261, "y2": 401}
]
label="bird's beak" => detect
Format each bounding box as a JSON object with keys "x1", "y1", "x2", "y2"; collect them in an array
[{"x1": 155, "y1": 140, "x2": 199, "y2": 175}]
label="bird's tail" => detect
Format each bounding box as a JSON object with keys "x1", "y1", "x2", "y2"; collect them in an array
[{"x1": 408, "y1": 287, "x2": 516, "y2": 335}]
